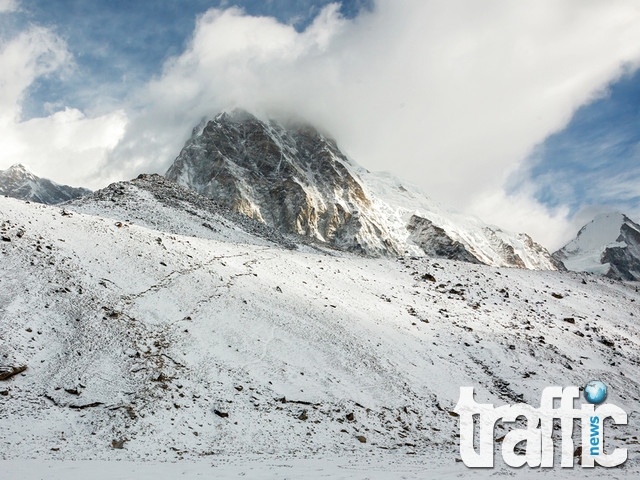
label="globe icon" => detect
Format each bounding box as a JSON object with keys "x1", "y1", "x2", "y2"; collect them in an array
[{"x1": 584, "y1": 380, "x2": 607, "y2": 404}]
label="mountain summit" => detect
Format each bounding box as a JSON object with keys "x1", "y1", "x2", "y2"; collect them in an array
[
  {"x1": 554, "y1": 212, "x2": 640, "y2": 280},
  {"x1": 0, "y1": 164, "x2": 91, "y2": 205},
  {"x1": 166, "y1": 110, "x2": 560, "y2": 269},
  {"x1": 166, "y1": 110, "x2": 401, "y2": 255}
]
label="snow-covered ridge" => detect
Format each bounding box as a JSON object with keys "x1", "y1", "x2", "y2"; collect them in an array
[
  {"x1": 166, "y1": 110, "x2": 561, "y2": 270},
  {"x1": 1, "y1": 194, "x2": 639, "y2": 466},
  {"x1": 0, "y1": 164, "x2": 91, "y2": 205}
]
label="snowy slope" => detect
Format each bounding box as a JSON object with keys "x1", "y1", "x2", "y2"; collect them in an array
[
  {"x1": 554, "y1": 213, "x2": 640, "y2": 280},
  {"x1": 165, "y1": 111, "x2": 560, "y2": 269},
  {"x1": 1, "y1": 194, "x2": 640, "y2": 477},
  {"x1": 0, "y1": 164, "x2": 91, "y2": 205},
  {"x1": 359, "y1": 169, "x2": 562, "y2": 270}
]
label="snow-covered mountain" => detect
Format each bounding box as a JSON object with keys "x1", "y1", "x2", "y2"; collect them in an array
[
  {"x1": 166, "y1": 110, "x2": 560, "y2": 269},
  {"x1": 554, "y1": 213, "x2": 640, "y2": 281},
  {"x1": 0, "y1": 164, "x2": 91, "y2": 205},
  {"x1": 1, "y1": 191, "x2": 639, "y2": 472}
]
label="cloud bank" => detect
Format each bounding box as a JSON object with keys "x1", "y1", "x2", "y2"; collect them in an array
[
  {"x1": 0, "y1": 24, "x2": 126, "y2": 187},
  {"x1": 3, "y1": 1, "x2": 640, "y2": 248},
  {"x1": 0, "y1": 0, "x2": 17, "y2": 13}
]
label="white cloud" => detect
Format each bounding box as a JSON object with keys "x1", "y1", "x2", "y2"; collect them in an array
[
  {"x1": 3, "y1": 1, "x2": 640, "y2": 247},
  {"x1": 0, "y1": 27, "x2": 127, "y2": 188},
  {"x1": 0, "y1": 0, "x2": 17, "y2": 13},
  {"x1": 103, "y1": 0, "x2": 640, "y2": 248},
  {"x1": 466, "y1": 189, "x2": 574, "y2": 252}
]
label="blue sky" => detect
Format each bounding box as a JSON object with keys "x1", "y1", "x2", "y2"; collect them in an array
[
  {"x1": 10, "y1": 0, "x2": 371, "y2": 118},
  {"x1": 1, "y1": 1, "x2": 639, "y2": 248},
  {"x1": 519, "y1": 68, "x2": 640, "y2": 218}
]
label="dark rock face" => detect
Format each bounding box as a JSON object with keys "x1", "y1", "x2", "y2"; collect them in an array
[
  {"x1": 602, "y1": 221, "x2": 640, "y2": 280},
  {"x1": 166, "y1": 110, "x2": 401, "y2": 256},
  {"x1": 406, "y1": 215, "x2": 481, "y2": 263},
  {"x1": 0, "y1": 164, "x2": 91, "y2": 205}
]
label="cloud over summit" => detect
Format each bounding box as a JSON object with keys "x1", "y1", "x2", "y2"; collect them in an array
[{"x1": 2, "y1": 1, "x2": 640, "y2": 248}]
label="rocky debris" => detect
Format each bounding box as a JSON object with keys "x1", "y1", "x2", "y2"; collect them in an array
[
  {"x1": 213, "y1": 409, "x2": 229, "y2": 418},
  {"x1": 298, "y1": 410, "x2": 308, "y2": 421},
  {"x1": 0, "y1": 365, "x2": 27, "y2": 380},
  {"x1": 356, "y1": 435, "x2": 367, "y2": 443},
  {"x1": 69, "y1": 173, "x2": 298, "y2": 251},
  {"x1": 111, "y1": 438, "x2": 126, "y2": 449}
]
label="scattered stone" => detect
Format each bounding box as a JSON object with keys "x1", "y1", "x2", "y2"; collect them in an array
[
  {"x1": 1, "y1": 235, "x2": 10, "y2": 242},
  {"x1": 600, "y1": 337, "x2": 615, "y2": 348},
  {"x1": 234, "y1": 385, "x2": 243, "y2": 392},
  {"x1": 356, "y1": 435, "x2": 367, "y2": 443},
  {"x1": 421, "y1": 273, "x2": 436, "y2": 282},
  {"x1": 551, "y1": 292, "x2": 564, "y2": 299},
  {"x1": 213, "y1": 409, "x2": 229, "y2": 418},
  {"x1": 111, "y1": 439, "x2": 126, "y2": 449},
  {"x1": 298, "y1": 410, "x2": 308, "y2": 421},
  {"x1": 346, "y1": 412, "x2": 355, "y2": 422},
  {"x1": 563, "y1": 317, "x2": 576, "y2": 324},
  {"x1": 0, "y1": 365, "x2": 27, "y2": 380}
]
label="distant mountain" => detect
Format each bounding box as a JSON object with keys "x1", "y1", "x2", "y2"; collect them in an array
[
  {"x1": 166, "y1": 110, "x2": 560, "y2": 269},
  {"x1": 0, "y1": 164, "x2": 91, "y2": 204},
  {"x1": 554, "y1": 212, "x2": 640, "y2": 280}
]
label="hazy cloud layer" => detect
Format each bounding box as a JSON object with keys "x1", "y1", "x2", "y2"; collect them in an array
[
  {"x1": 0, "y1": 24, "x2": 126, "y2": 187},
  {"x1": 0, "y1": 0, "x2": 17, "y2": 13},
  {"x1": 2, "y1": 1, "x2": 640, "y2": 248}
]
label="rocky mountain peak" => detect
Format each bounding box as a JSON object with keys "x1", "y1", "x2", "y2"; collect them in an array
[
  {"x1": 165, "y1": 110, "x2": 561, "y2": 269},
  {"x1": 166, "y1": 110, "x2": 398, "y2": 255},
  {"x1": 553, "y1": 212, "x2": 640, "y2": 280}
]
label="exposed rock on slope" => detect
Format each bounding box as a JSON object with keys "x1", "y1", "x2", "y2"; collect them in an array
[
  {"x1": 68, "y1": 173, "x2": 297, "y2": 250},
  {"x1": 406, "y1": 215, "x2": 481, "y2": 264},
  {"x1": 0, "y1": 164, "x2": 91, "y2": 204}
]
